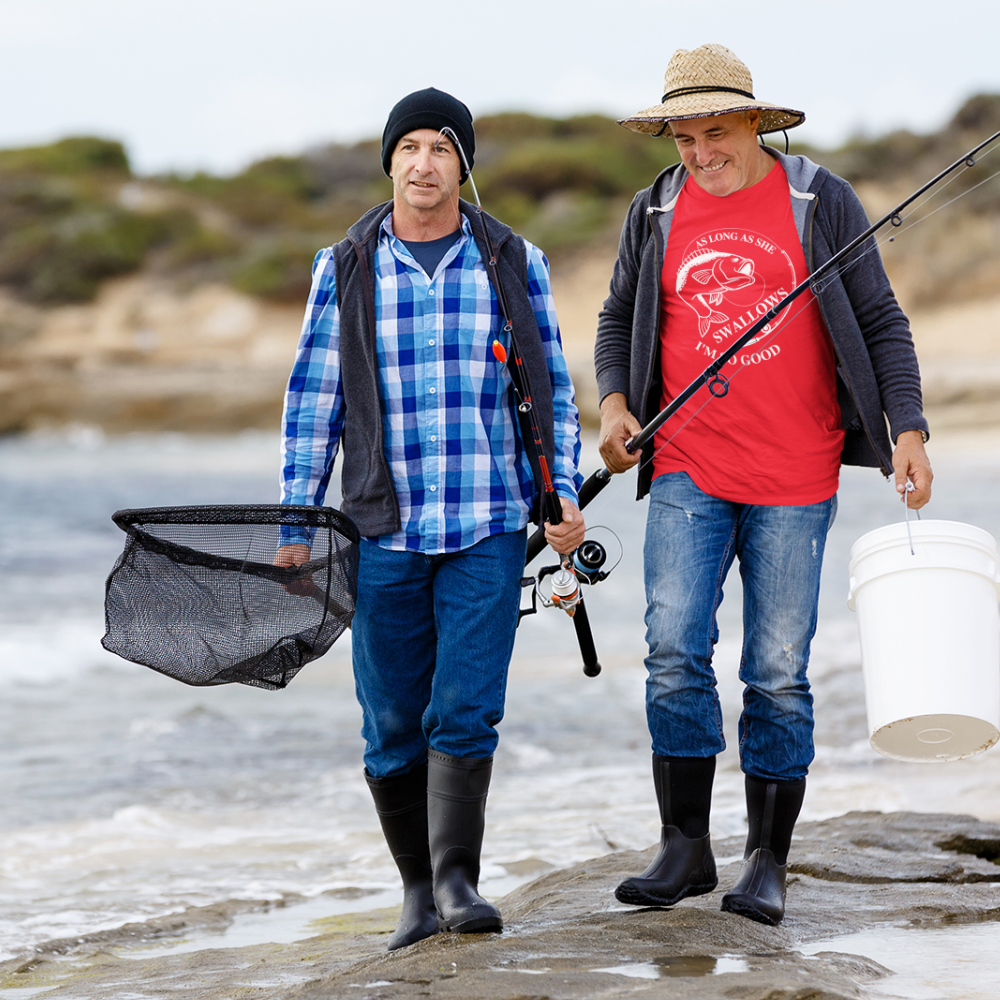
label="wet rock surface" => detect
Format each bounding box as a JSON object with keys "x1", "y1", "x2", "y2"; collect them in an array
[{"x1": 3, "y1": 810, "x2": 998, "y2": 999}]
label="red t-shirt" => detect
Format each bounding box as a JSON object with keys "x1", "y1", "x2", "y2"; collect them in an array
[{"x1": 652, "y1": 162, "x2": 844, "y2": 505}]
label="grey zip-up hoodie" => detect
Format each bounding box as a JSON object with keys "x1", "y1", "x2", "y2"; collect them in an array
[{"x1": 594, "y1": 149, "x2": 929, "y2": 500}]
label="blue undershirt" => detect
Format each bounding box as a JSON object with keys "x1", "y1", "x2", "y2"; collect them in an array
[{"x1": 400, "y1": 229, "x2": 461, "y2": 277}]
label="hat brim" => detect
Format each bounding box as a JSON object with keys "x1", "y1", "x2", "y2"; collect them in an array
[{"x1": 619, "y1": 98, "x2": 805, "y2": 137}]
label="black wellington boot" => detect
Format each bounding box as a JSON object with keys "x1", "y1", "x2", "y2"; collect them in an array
[
  {"x1": 365, "y1": 762, "x2": 439, "y2": 950},
  {"x1": 427, "y1": 750, "x2": 503, "y2": 934},
  {"x1": 615, "y1": 754, "x2": 718, "y2": 907},
  {"x1": 721, "y1": 774, "x2": 806, "y2": 926}
]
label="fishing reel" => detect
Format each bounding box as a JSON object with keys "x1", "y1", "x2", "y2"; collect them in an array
[
  {"x1": 531, "y1": 538, "x2": 612, "y2": 615},
  {"x1": 518, "y1": 529, "x2": 622, "y2": 678},
  {"x1": 535, "y1": 559, "x2": 587, "y2": 617},
  {"x1": 521, "y1": 533, "x2": 617, "y2": 617}
]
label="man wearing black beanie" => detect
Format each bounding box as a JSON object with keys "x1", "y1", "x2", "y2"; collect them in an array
[
  {"x1": 276, "y1": 88, "x2": 585, "y2": 949},
  {"x1": 381, "y1": 87, "x2": 476, "y2": 183}
]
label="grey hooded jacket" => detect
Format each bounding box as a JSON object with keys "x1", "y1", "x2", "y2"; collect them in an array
[{"x1": 594, "y1": 149, "x2": 929, "y2": 500}]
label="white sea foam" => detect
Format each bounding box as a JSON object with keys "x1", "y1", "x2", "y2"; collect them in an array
[{"x1": 0, "y1": 619, "x2": 130, "y2": 685}]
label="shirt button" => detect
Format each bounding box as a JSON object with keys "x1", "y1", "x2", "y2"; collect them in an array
[
  {"x1": 429, "y1": 387, "x2": 436, "y2": 394},
  {"x1": 430, "y1": 435, "x2": 437, "y2": 442},
  {"x1": 428, "y1": 289, "x2": 435, "y2": 296},
  {"x1": 429, "y1": 485, "x2": 437, "y2": 492},
  {"x1": 429, "y1": 339, "x2": 435, "y2": 346}
]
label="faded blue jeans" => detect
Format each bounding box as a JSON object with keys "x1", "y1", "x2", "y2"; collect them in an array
[
  {"x1": 352, "y1": 530, "x2": 526, "y2": 779},
  {"x1": 643, "y1": 472, "x2": 837, "y2": 781}
]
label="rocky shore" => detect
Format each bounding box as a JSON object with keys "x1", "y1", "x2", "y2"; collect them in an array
[
  {"x1": 3, "y1": 810, "x2": 998, "y2": 999},
  {"x1": 5, "y1": 270, "x2": 1000, "y2": 437},
  {"x1": 0, "y1": 271, "x2": 604, "y2": 435}
]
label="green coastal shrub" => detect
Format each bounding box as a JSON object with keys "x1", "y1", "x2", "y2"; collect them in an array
[
  {"x1": 179, "y1": 156, "x2": 324, "y2": 227},
  {"x1": 475, "y1": 115, "x2": 678, "y2": 203},
  {"x1": 161, "y1": 211, "x2": 242, "y2": 267},
  {"x1": 1, "y1": 104, "x2": 998, "y2": 307},
  {"x1": 0, "y1": 136, "x2": 130, "y2": 176},
  {"x1": 231, "y1": 241, "x2": 317, "y2": 302},
  {"x1": 0, "y1": 207, "x2": 174, "y2": 302}
]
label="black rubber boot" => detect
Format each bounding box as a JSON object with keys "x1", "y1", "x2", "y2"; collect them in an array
[
  {"x1": 615, "y1": 754, "x2": 718, "y2": 907},
  {"x1": 721, "y1": 774, "x2": 806, "y2": 926},
  {"x1": 427, "y1": 750, "x2": 503, "y2": 934},
  {"x1": 365, "y1": 762, "x2": 439, "y2": 950}
]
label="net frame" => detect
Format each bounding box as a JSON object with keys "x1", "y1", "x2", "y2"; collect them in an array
[{"x1": 102, "y1": 504, "x2": 360, "y2": 690}]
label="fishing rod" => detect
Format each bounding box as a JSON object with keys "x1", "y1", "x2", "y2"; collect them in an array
[
  {"x1": 524, "y1": 125, "x2": 1000, "y2": 566},
  {"x1": 439, "y1": 127, "x2": 563, "y2": 528},
  {"x1": 440, "y1": 127, "x2": 604, "y2": 677}
]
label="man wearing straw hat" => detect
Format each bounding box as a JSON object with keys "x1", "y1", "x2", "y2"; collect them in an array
[
  {"x1": 595, "y1": 44, "x2": 932, "y2": 925},
  {"x1": 277, "y1": 88, "x2": 584, "y2": 949}
]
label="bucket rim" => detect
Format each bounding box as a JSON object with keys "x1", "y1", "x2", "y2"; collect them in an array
[
  {"x1": 847, "y1": 519, "x2": 1000, "y2": 606},
  {"x1": 850, "y1": 519, "x2": 999, "y2": 560}
]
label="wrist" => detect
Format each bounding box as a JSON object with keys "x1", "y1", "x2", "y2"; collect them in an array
[
  {"x1": 554, "y1": 486, "x2": 579, "y2": 506},
  {"x1": 600, "y1": 392, "x2": 630, "y2": 418}
]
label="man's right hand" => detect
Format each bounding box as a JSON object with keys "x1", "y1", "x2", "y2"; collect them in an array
[
  {"x1": 274, "y1": 543, "x2": 313, "y2": 596},
  {"x1": 598, "y1": 392, "x2": 642, "y2": 474},
  {"x1": 274, "y1": 544, "x2": 311, "y2": 569}
]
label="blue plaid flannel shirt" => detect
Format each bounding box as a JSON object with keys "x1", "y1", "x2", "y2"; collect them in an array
[{"x1": 280, "y1": 212, "x2": 582, "y2": 553}]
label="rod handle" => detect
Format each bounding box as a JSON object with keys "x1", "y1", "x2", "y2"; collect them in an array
[
  {"x1": 525, "y1": 467, "x2": 613, "y2": 565},
  {"x1": 573, "y1": 598, "x2": 601, "y2": 677}
]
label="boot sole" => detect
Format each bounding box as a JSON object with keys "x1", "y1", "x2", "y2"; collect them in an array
[
  {"x1": 720, "y1": 893, "x2": 782, "y2": 926},
  {"x1": 615, "y1": 878, "x2": 718, "y2": 908},
  {"x1": 387, "y1": 920, "x2": 440, "y2": 950},
  {"x1": 440, "y1": 914, "x2": 503, "y2": 933}
]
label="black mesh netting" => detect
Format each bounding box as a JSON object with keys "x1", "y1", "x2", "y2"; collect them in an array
[{"x1": 102, "y1": 505, "x2": 360, "y2": 690}]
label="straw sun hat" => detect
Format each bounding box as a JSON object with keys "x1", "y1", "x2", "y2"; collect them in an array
[{"x1": 619, "y1": 43, "x2": 805, "y2": 137}]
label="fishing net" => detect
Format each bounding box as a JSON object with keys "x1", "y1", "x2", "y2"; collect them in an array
[{"x1": 102, "y1": 505, "x2": 360, "y2": 690}]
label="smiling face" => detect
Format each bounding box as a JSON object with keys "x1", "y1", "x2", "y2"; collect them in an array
[
  {"x1": 670, "y1": 110, "x2": 771, "y2": 197},
  {"x1": 390, "y1": 128, "x2": 462, "y2": 220}
]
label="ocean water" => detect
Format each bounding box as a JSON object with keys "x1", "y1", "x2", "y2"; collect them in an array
[{"x1": 2, "y1": 428, "x2": 1000, "y2": 975}]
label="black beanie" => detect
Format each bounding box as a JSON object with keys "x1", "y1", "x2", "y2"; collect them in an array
[{"x1": 381, "y1": 87, "x2": 475, "y2": 182}]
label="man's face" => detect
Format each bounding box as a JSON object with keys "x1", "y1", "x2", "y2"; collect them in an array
[
  {"x1": 670, "y1": 111, "x2": 763, "y2": 197},
  {"x1": 390, "y1": 129, "x2": 462, "y2": 213}
]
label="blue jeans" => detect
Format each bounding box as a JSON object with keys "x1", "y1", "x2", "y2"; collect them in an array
[
  {"x1": 352, "y1": 530, "x2": 526, "y2": 778},
  {"x1": 643, "y1": 472, "x2": 837, "y2": 781}
]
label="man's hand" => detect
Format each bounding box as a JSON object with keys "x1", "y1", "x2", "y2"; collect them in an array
[
  {"x1": 892, "y1": 430, "x2": 933, "y2": 509},
  {"x1": 599, "y1": 392, "x2": 642, "y2": 474},
  {"x1": 274, "y1": 543, "x2": 311, "y2": 568},
  {"x1": 544, "y1": 497, "x2": 586, "y2": 555},
  {"x1": 274, "y1": 543, "x2": 313, "y2": 596}
]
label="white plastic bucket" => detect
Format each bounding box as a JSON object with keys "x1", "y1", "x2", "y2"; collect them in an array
[{"x1": 847, "y1": 519, "x2": 1000, "y2": 762}]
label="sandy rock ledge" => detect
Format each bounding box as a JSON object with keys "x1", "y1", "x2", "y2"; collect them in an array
[{"x1": 2, "y1": 810, "x2": 998, "y2": 999}]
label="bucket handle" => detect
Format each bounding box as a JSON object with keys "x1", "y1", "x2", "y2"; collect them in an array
[{"x1": 903, "y1": 481, "x2": 921, "y2": 555}]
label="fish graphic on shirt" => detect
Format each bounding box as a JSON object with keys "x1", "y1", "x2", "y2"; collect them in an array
[{"x1": 676, "y1": 250, "x2": 756, "y2": 336}]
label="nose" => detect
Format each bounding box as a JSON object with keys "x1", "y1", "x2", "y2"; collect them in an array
[
  {"x1": 691, "y1": 137, "x2": 716, "y2": 164},
  {"x1": 413, "y1": 146, "x2": 435, "y2": 174}
]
